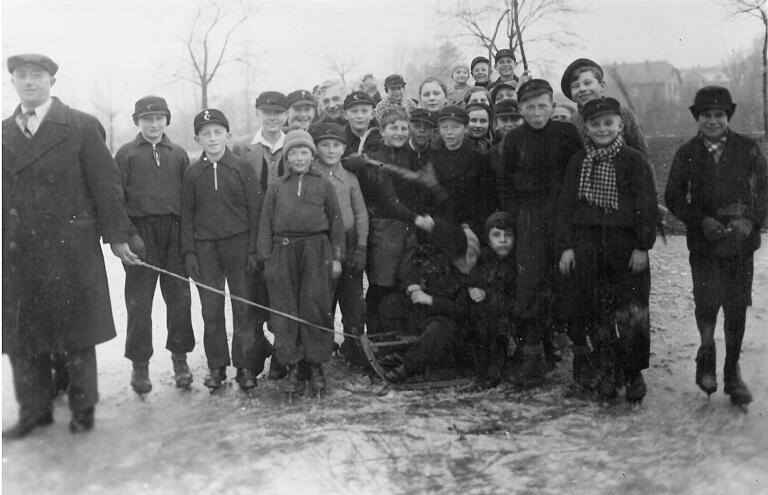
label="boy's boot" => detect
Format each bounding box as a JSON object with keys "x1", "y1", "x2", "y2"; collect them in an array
[
  {"x1": 723, "y1": 358, "x2": 752, "y2": 406},
  {"x1": 516, "y1": 345, "x2": 547, "y2": 388},
  {"x1": 282, "y1": 364, "x2": 302, "y2": 403},
  {"x1": 625, "y1": 371, "x2": 647, "y2": 403},
  {"x1": 203, "y1": 367, "x2": 226, "y2": 390},
  {"x1": 172, "y1": 353, "x2": 193, "y2": 389},
  {"x1": 268, "y1": 357, "x2": 287, "y2": 380},
  {"x1": 236, "y1": 368, "x2": 258, "y2": 391},
  {"x1": 130, "y1": 361, "x2": 152, "y2": 394},
  {"x1": 69, "y1": 407, "x2": 95, "y2": 434},
  {"x1": 309, "y1": 363, "x2": 326, "y2": 396},
  {"x1": 695, "y1": 344, "x2": 717, "y2": 396}
]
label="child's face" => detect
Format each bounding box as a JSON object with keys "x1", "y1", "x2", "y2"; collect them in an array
[
  {"x1": 495, "y1": 57, "x2": 516, "y2": 78},
  {"x1": 697, "y1": 109, "x2": 729, "y2": 140},
  {"x1": 316, "y1": 138, "x2": 345, "y2": 166},
  {"x1": 286, "y1": 146, "x2": 314, "y2": 173},
  {"x1": 137, "y1": 113, "x2": 168, "y2": 142},
  {"x1": 409, "y1": 121, "x2": 434, "y2": 148},
  {"x1": 494, "y1": 87, "x2": 516, "y2": 104},
  {"x1": 551, "y1": 106, "x2": 572, "y2": 122},
  {"x1": 386, "y1": 85, "x2": 405, "y2": 100},
  {"x1": 344, "y1": 104, "x2": 373, "y2": 133},
  {"x1": 467, "y1": 109, "x2": 490, "y2": 138},
  {"x1": 287, "y1": 104, "x2": 316, "y2": 131},
  {"x1": 585, "y1": 114, "x2": 624, "y2": 146},
  {"x1": 488, "y1": 227, "x2": 513, "y2": 257},
  {"x1": 520, "y1": 93, "x2": 554, "y2": 130},
  {"x1": 494, "y1": 115, "x2": 523, "y2": 135},
  {"x1": 438, "y1": 119, "x2": 466, "y2": 150},
  {"x1": 467, "y1": 91, "x2": 490, "y2": 106},
  {"x1": 258, "y1": 108, "x2": 288, "y2": 133},
  {"x1": 420, "y1": 82, "x2": 447, "y2": 112},
  {"x1": 472, "y1": 63, "x2": 490, "y2": 83},
  {"x1": 570, "y1": 69, "x2": 604, "y2": 107},
  {"x1": 320, "y1": 85, "x2": 345, "y2": 119},
  {"x1": 452, "y1": 68, "x2": 469, "y2": 85},
  {"x1": 382, "y1": 119, "x2": 410, "y2": 148},
  {"x1": 194, "y1": 124, "x2": 230, "y2": 158}
]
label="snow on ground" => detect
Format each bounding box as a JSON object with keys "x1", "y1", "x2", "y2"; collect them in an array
[{"x1": 3, "y1": 236, "x2": 768, "y2": 495}]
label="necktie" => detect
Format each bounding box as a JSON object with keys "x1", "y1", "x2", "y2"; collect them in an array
[{"x1": 18, "y1": 109, "x2": 36, "y2": 138}]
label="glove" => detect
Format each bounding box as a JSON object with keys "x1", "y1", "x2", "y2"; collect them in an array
[
  {"x1": 246, "y1": 253, "x2": 260, "y2": 274},
  {"x1": 350, "y1": 245, "x2": 367, "y2": 271},
  {"x1": 729, "y1": 218, "x2": 754, "y2": 237},
  {"x1": 128, "y1": 233, "x2": 146, "y2": 260},
  {"x1": 184, "y1": 253, "x2": 201, "y2": 281},
  {"x1": 701, "y1": 216, "x2": 727, "y2": 242}
]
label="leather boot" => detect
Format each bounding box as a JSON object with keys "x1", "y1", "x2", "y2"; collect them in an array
[
  {"x1": 203, "y1": 367, "x2": 226, "y2": 390},
  {"x1": 724, "y1": 360, "x2": 752, "y2": 406},
  {"x1": 282, "y1": 364, "x2": 302, "y2": 393},
  {"x1": 130, "y1": 361, "x2": 152, "y2": 394},
  {"x1": 69, "y1": 408, "x2": 95, "y2": 434},
  {"x1": 2, "y1": 411, "x2": 54, "y2": 440},
  {"x1": 172, "y1": 353, "x2": 193, "y2": 389},
  {"x1": 236, "y1": 368, "x2": 258, "y2": 390},
  {"x1": 625, "y1": 371, "x2": 647, "y2": 403},
  {"x1": 695, "y1": 344, "x2": 717, "y2": 395}
]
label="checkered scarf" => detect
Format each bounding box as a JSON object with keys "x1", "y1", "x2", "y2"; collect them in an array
[
  {"x1": 702, "y1": 133, "x2": 727, "y2": 163},
  {"x1": 578, "y1": 135, "x2": 624, "y2": 212}
]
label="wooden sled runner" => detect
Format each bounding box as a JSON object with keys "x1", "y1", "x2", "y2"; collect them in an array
[{"x1": 359, "y1": 333, "x2": 474, "y2": 391}]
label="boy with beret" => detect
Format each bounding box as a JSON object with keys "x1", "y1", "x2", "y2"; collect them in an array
[
  {"x1": 471, "y1": 56, "x2": 491, "y2": 87},
  {"x1": 498, "y1": 79, "x2": 583, "y2": 387},
  {"x1": 487, "y1": 49, "x2": 519, "y2": 92},
  {"x1": 557, "y1": 97, "x2": 658, "y2": 402},
  {"x1": 665, "y1": 86, "x2": 767, "y2": 407},
  {"x1": 447, "y1": 63, "x2": 472, "y2": 105},
  {"x1": 115, "y1": 96, "x2": 195, "y2": 393},
  {"x1": 374, "y1": 74, "x2": 418, "y2": 123},
  {"x1": 181, "y1": 109, "x2": 264, "y2": 391},
  {"x1": 257, "y1": 130, "x2": 345, "y2": 399},
  {"x1": 285, "y1": 90, "x2": 317, "y2": 131},
  {"x1": 343, "y1": 91, "x2": 381, "y2": 157},
  {"x1": 311, "y1": 123, "x2": 369, "y2": 365}
]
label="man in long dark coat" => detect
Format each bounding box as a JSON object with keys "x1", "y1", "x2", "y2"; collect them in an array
[{"x1": 2, "y1": 53, "x2": 140, "y2": 439}]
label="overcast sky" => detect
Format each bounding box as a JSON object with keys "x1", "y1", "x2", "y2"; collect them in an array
[{"x1": 2, "y1": 0, "x2": 763, "y2": 116}]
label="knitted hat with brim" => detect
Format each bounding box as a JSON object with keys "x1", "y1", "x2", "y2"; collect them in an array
[
  {"x1": 450, "y1": 62, "x2": 470, "y2": 77},
  {"x1": 284, "y1": 129, "x2": 317, "y2": 156}
]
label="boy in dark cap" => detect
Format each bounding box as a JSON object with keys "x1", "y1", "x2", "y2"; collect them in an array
[
  {"x1": 557, "y1": 97, "x2": 658, "y2": 402},
  {"x1": 487, "y1": 49, "x2": 519, "y2": 92},
  {"x1": 491, "y1": 81, "x2": 518, "y2": 105},
  {"x1": 311, "y1": 123, "x2": 369, "y2": 365},
  {"x1": 361, "y1": 73, "x2": 382, "y2": 106},
  {"x1": 408, "y1": 109, "x2": 437, "y2": 162},
  {"x1": 343, "y1": 91, "x2": 381, "y2": 157},
  {"x1": 498, "y1": 79, "x2": 583, "y2": 387},
  {"x1": 257, "y1": 129, "x2": 345, "y2": 399},
  {"x1": 115, "y1": 96, "x2": 195, "y2": 393},
  {"x1": 665, "y1": 86, "x2": 767, "y2": 407},
  {"x1": 181, "y1": 109, "x2": 264, "y2": 391},
  {"x1": 285, "y1": 90, "x2": 316, "y2": 131},
  {"x1": 471, "y1": 56, "x2": 491, "y2": 87},
  {"x1": 374, "y1": 74, "x2": 418, "y2": 122}
]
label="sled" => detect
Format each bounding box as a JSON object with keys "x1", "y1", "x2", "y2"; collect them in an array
[{"x1": 360, "y1": 333, "x2": 475, "y2": 391}]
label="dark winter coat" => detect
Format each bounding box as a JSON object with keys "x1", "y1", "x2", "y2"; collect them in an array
[
  {"x1": 2, "y1": 97, "x2": 135, "y2": 356},
  {"x1": 664, "y1": 130, "x2": 767, "y2": 257}
]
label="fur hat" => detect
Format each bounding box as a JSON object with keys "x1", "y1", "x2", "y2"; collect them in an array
[
  {"x1": 284, "y1": 129, "x2": 316, "y2": 156},
  {"x1": 450, "y1": 62, "x2": 470, "y2": 77}
]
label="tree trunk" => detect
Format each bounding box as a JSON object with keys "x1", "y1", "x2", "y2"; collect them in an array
[{"x1": 201, "y1": 81, "x2": 209, "y2": 109}]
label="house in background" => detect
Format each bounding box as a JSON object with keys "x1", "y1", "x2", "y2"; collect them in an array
[{"x1": 604, "y1": 61, "x2": 683, "y2": 116}]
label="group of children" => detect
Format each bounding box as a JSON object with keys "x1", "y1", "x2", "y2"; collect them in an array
[{"x1": 116, "y1": 54, "x2": 766, "y2": 407}]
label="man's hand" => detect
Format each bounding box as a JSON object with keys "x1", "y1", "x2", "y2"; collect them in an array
[
  {"x1": 184, "y1": 253, "x2": 201, "y2": 281},
  {"x1": 559, "y1": 249, "x2": 575, "y2": 276},
  {"x1": 701, "y1": 216, "x2": 727, "y2": 242},
  {"x1": 332, "y1": 260, "x2": 343, "y2": 279},
  {"x1": 730, "y1": 218, "x2": 754, "y2": 237},
  {"x1": 414, "y1": 215, "x2": 435, "y2": 232},
  {"x1": 410, "y1": 290, "x2": 433, "y2": 306},
  {"x1": 628, "y1": 249, "x2": 648, "y2": 273},
  {"x1": 111, "y1": 242, "x2": 141, "y2": 266},
  {"x1": 128, "y1": 233, "x2": 146, "y2": 260},
  {"x1": 468, "y1": 287, "x2": 486, "y2": 303},
  {"x1": 350, "y1": 245, "x2": 367, "y2": 271}
]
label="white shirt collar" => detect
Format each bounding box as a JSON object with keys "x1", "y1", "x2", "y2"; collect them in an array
[
  {"x1": 252, "y1": 128, "x2": 285, "y2": 153},
  {"x1": 21, "y1": 97, "x2": 53, "y2": 120}
]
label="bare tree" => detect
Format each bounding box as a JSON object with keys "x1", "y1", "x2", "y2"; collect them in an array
[
  {"x1": 436, "y1": 0, "x2": 578, "y2": 68},
  {"x1": 90, "y1": 78, "x2": 123, "y2": 152},
  {"x1": 722, "y1": 0, "x2": 768, "y2": 138},
  {"x1": 173, "y1": 0, "x2": 255, "y2": 109},
  {"x1": 327, "y1": 53, "x2": 360, "y2": 88}
]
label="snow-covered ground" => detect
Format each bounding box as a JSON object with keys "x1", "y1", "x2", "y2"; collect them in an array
[{"x1": 3, "y1": 236, "x2": 768, "y2": 495}]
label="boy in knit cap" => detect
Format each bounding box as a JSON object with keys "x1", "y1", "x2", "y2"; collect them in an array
[
  {"x1": 498, "y1": 79, "x2": 583, "y2": 387},
  {"x1": 311, "y1": 123, "x2": 369, "y2": 365},
  {"x1": 257, "y1": 129, "x2": 345, "y2": 399},
  {"x1": 471, "y1": 56, "x2": 491, "y2": 87},
  {"x1": 115, "y1": 95, "x2": 195, "y2": 394},
  {"x1": 447, "y1": 62, "x2": 472, "y2": 105},
  {"x1": 557, "y1": 97, "x2": 657, "y2": 402},
  {"x1": 182, "y1": 109, "x2": 264, "y2": 391},
  {"x1": 665, "y1": 86, "x2": 767, "y2": 407}
]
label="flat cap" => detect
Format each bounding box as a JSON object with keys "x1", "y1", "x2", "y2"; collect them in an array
[
  {"x1": 286, "y1": 89, "x2": 316, "y2": 108},
  {"x1": 343, "y1": 91, "x2": 375, "y2": 110},
  {"x1": 410, "y1": 108, "x2": 437, "y2": 127},
  {"x1": 494, "y1": 49, "x2": 516, "y2": 63},
  {"x1": 384, "y1": 74, "x2": 406, "y2": 88},
  {"x1": 490, "y1": 81, "x2": 518, "y2": 102},
  {"x1": 310, "y1": 122, "x2": 346, "y2": 144},
  {"x1": 7, "y1": 53, "x2": 58, "y2": 75},
  {"x1": 517, "y1": 78, "x2": 553, "y2": 103},
  {"x1": 494, "y1": 99, "x2": 520, "y2": 118},
  {"x1": 580, "y1": 97, "x2": 621, "y2": 121},
  {"x1": 470, "y1": 56, "x2": 490, "y2": 71},
  {"x1": 193, "y1": 108, "x2": 229, "y2": 134},
  {"x1": 255, "y1": 91, "x2": 288, "y2": 111},
  {"x1": 132, "y1": 95, "x2": 171, "y2": 124},
  {"x1": 437, "y1": 105, "x2": 469, "y2": 125}
]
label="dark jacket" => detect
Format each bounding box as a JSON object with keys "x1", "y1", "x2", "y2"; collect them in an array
[
  {"x1": 342, "y1": 123, "x2": 381, "y2": 158},
  {"x1": 498, "y1": 120, "x2": 583, "y2": 218},
  {"x1": 180, "y1": 148, "x2": 262, "y2": 256},
  {"x1": 664, "y1": 130, "x2": 767, "y2": 256},
  {"x1": 256, "y1": 165, "x2": 346, "y2": 262},
  {"x1": 2, "y1": 97, "x2": 135, "y2": 355},
  {"x1": 557, "y1": 144, "x2": 658, "y2": 252},
  {"x1": 115, "y1": 133, "x2": 189, "y2": 217},
  {"x1": 471, "y1": 247, "x2": 517, "y2": 319},
  {"x1": 231, "y1": 135, "x2": 285, "y2": 193}
]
